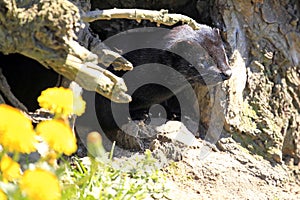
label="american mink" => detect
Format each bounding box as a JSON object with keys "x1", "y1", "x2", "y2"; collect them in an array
[{"x1": 85, "y1": 24, "x2": 232, "y2": 148}]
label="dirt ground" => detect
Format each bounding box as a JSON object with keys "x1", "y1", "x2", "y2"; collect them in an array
[
  {"x1": 77, "y1": 120, "x2": 300, "y2": 200},
  {"x1": 162, "y1": 137, "x2": 300, "y2": 200}
]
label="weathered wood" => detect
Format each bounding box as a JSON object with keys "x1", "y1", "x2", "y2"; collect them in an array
[
  {"x1": 82, "y1": 8, "x2": 200, "y2": 29},
  {"x1": 0, "y1": 0, "x2": 131, "y2": 103},
  {"x1": 76, "y1": 23, "x2": 133, "y2": 71}
]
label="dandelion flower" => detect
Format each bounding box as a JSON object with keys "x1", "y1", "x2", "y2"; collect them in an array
[
  {"x1": 0, "y1": 189, "x2": 7, "y2": 200},
  {"x1": 36, "y1": 119, "x2": 77, "y2": 155},
  {"x1": 37, "y1": 87, "x2": 86, "y2": 116},
  {"x1": 0, "y1": 154, "x2": 21, "y2": 183},
  {"x1": 20, "y1": 168, "x2": 61, "y2": 200},
  {"x1": 0, "y1": 104, "x2": 37, "y2": 153}
]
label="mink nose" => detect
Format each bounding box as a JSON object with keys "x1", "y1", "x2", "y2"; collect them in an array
[{"x1": 221, "y1": 69, "x2": 232, "y2": 80}]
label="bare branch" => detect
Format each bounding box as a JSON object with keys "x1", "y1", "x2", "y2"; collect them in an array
[
  {"x1": 0, "y1": 68, "x2": 28, "y2": 111},
  {"x1": 82, "y1": 9, "x2": 200, "y2": 30},
  {"x1": 77, "y1": 24, "x2": 133, "y2": 71}
]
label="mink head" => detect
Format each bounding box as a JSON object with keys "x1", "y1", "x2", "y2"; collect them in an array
[
  {"x1": 164, "y1": 24, "x2": 232, "y2": 85},
  {"x1": 195, "y1": 26, "x2": 232, "y2": 80}
]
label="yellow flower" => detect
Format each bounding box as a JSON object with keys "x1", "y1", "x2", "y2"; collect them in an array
[
  {"x1": 37, "y1": 87, "x2": 86, "y2": 116},
  {"x1": 87, "y1": 131, "x2": 106, "y2": 158},
  {"x1": 0, "y1": 154, "x2": 21, "y2": 183},
  {"x1": 0, "y1": 189, "x2": 7, "y2": 200},
  {"x1": 0, "y1": 104, "x2": 37, "y2": 153},
  {"x1": 20, "y1": 168, "x2": 61, "y2": 200},
  {"x1": 36, "y1": 119, "x2": 77, "y2": 155}
]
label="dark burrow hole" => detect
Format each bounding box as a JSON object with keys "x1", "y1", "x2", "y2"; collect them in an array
[{"x1": 0, "y1": 53, "x2": 59, "y2": 111}]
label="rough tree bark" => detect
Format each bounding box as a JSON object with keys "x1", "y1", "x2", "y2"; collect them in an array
[{"x1": 213, "y1": 0, "x2": 300, "y2": 164}]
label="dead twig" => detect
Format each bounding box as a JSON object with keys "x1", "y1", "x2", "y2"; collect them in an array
[{"x1": 82, "y1": 8, "x2": 200, "y2": 30}]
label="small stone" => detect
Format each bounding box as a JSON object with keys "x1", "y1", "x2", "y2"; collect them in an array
[{"x1": 156, "y1": 121, "x2": 201, "y2": 147}]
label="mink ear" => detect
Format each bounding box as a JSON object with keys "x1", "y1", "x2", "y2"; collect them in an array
[{"x1": 167, "y1": 40, "x2": 193, "y2": 51}]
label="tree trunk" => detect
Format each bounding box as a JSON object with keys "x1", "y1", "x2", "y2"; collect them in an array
[{"x1": 213, "y1": 0, "x2": 300, "y2": 164}]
